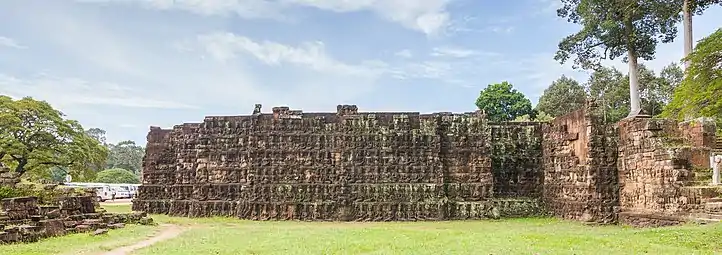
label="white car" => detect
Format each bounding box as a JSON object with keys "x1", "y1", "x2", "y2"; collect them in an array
[
  {"x1": 93, "y1": 186, "x2": 114, "y2": 202},
  {"x1": 111, "y1": 187, "x2": 131, "y2": 199}
]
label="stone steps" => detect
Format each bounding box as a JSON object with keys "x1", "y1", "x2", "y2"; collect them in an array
[
  {"x1": 705, "y1": 201, "x2": 722, "y2": 213},
  {"x1": 682, "y1": 186, "x2": 722, "y2": 199},
  {"x1": 689, "y1": 213, "x2": 722, "y2": 223},
  {"x1": 689, "y1": 217, "x2": 720, "y2": 224}
]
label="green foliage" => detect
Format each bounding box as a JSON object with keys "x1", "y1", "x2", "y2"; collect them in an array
[
  {"x1": 0, "y1": 96, "x2": 109, "y2": 180},
  {"x1": 684, "y1": 0, "x2": 722, "y2": 15},
  {"x1": 0, "y1": 183, "x2": 86, "y2": 204},
  {"x1": 536, "y1": 75, "x2": 587, "y2": 117},
  {"x1": 585, "y1": 64, "x2": 681, "y2": 123},
  {"x1": 85, "y1": 128, "x2": 107, "y2": 145},
  {"x1": 106, "y1": 140, "x2": 145, "y2": 174},
  {"x1": 637, "y1": 63, "x2": 683, "y2": 116},
  {"x1": 586, "y1": 66, "x2": 630, "y2": 123},
  {"x1": 664, "y1": 28, "x2": 722, "y2": 125},
  {"x1": 0, "y1": 185, "x2": 26, "y2": 200},
  {"x1": 475, "y1": 82, "x2": 534, "y2": 122},
  {"x1": 555, "y1": 0, "x2": 680, "y2": 70},
  {"x1": 513, "y1": 111, "x2": 554, "y2": 122},
  {"x1": 95, "y1": 168, "x2": 140, "y2": 184}
]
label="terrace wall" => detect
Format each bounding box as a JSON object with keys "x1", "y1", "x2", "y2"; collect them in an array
[{"x1": 133, "y1": 106, "x2": 544, "y2": 220}]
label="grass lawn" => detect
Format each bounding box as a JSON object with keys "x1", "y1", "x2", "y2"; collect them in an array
[
  {"x1": 5, "y1": 204, "x2": 722, "y2": 255},
  {"x1": 0, "y1": 223, "x2": 158, "y2": 255}
]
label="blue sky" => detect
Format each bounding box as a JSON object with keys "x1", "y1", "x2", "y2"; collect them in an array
[{"x1": 1, "y1": 0, "x2": 721, "y2": 144}]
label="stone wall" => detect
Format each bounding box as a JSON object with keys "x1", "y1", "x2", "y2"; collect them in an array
[
  {"x1": 0, "y1": 164, "x2": 19, "y2": 187},
  {"x1": 133, "y1": 105, "x2": 545, "y2": 220},
  {"x1": 617, "y1": 117, "x2": 717, "y2": 225},
  {"x1": 541, "y1": 101, "x2": 619, "y2": 224},
  {"x1": 134, "y1": 103, "x2": 719, "y2": 225}
]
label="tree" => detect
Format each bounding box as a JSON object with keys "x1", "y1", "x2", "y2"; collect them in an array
[
  {"x1": 586, "y1": 66, "x2": 630, "y2": 123},
  {"x1": 555, "y1": 0, "x2": 681, "y2": 117},
  {"x1": 0, "y1": 96, "x2": 108, "y2": 179},
  {"x1": 95, "y1": 168, "x2": 140, "y2": 184},
  {"x1": 663, "y1": 28, "x2": 722, "y2": 124},
  {"x1": 513, "y1": 111, "x2": 555, "y2": 122},
  {"x1": 659, "y1": 63, "x2": 684, "y2": 99},
  {"x1": 106, "y1": 140, "x2": 145, "y2": 174},
  {"x1": 475, "y1": 82, "x2": 534, "y2": 122},
  {"x1": 536, "y1": 75, "x2": 587, "y2": 117},
  {"x1": 680, "y1": 0, "x2": 721, "y2": 68},
  {"x1": 638, "y1": 63, "x2": 683, "y2": 116},
  {"x1": 85, "y1": 128, "x2": 107, "y2": 146}
]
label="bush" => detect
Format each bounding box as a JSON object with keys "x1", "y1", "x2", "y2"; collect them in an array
[
  {"x1": 0, "y1": 185, "x2": 28, "y2": 200},
  {"x1": 95, "y1": 168, "x2": 140, "y2": 184}
]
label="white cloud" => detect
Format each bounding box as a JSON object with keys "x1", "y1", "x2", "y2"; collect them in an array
[
  {"x1": 196, "y1": 32, "x2": 382, "y2": 77},
  {"x1": 490, "y1": 26, "x2": 514, "y2": 34},
  {"x1": 75, "y1": 0, "x2": 453, "y2": 35},
  {"x1": 0, "y1": 36, "x2": 26, "y2": 49},
  {"x1": 394, "y1": 49, "x2": 413, "y2": 58},
  {"x1": 282, "y1": 0, "x2": 452, "y2": 35},
  {"x1": 431, "y1": 46, "x2": 499, "y2": 58},
  {"x1": 75, "y1": 0, "x2": 285, "y2": 19},
  {"x1": 0, "y1": 73, "x2": 197, "y2": 109}
]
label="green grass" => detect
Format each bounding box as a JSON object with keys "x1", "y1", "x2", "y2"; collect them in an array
[
  {"x1": 6, "y1": 204, "x2": 722, "y2": 255},
  {"x1": 134, "y1": 219, "x2": 722, "y2": 255},
  {"x1": 101, "y1": 203, "x2": 134, "y2": 213},
  {"x1": 0, "y1": 224, "x2": 158, "y2": 255}
]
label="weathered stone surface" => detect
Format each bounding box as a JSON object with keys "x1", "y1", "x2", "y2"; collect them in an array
[
  {"x1": 0, "y1": 164, "x2": 20, "y2": 187},
  {"x1": 134, "y1": 106, "x2": 545, "y2": 221},
  {"x1": 0, "y1": 193, "x2": 155, "y2": 245},
  {"x1": 1, "y1": 197, "x2": 40, "y2": 220},
  {"x1": 134, "y1": 103, "x2": 718, "y2": 225},
  {"x1": 618, "y1": 212, "x2": 686, "y2": 227},
  {"x1": 616, "y1": 115, "x2": 719, "y2": 227},
  {"x1": 542, "y1": 100, "x2": 619, "y2": 224},
  {"x1": 92, "y1": 228, "x2": 108, "y2": 236}
]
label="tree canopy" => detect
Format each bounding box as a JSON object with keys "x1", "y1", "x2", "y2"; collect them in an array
[
  {"x1": 106, "y1": 140, "x2": 145, "y2": 174},
  {"x1": 95, "y1": 168, "x2": 140, "y2": 184},
  {"x1": 663, "y1": 28, "x2": 722, "y2": 125},
  {"x1": 0, "y1": 96, "x2": 108, "y2": 180},
  {"x1": 475, "y1": 82, "x2": 534, "y2": 122},
  {"x1": 586, "y1": 66, "x2": 630, "y2": 123},
  {"x1": 639, "y1": 63, "x2": 683, "y2": 116},
  {"x1": 583, "y1": 64, "x2": 681, "y2": 123},
  {"x1": 555, "y1": 0, "x2": 680, "y2": 69},
  {"x1": 555, "y1": 0, "x2": 680, "y2": 116},
  {"x1": 536, "y1": 75, "x2": 587, "y2": 117},
  {"x1": 85, "y1": 128, "x2": 107, "y2": 146}
]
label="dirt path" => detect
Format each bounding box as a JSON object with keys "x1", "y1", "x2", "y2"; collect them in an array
[{"x1": 100, "y1": 224, "x2": 185, "y2": 255}]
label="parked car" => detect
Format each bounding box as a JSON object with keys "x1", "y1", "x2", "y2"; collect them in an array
[
  {"x1": 110, "y1": 186, "x2": 131, "y2": 199},
  {"x1": 93, "y1": 186, "x2": 114, "y2": 202}
]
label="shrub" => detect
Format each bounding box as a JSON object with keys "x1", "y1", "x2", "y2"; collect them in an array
[{"x1": 95, "y1": 168, "x2": 140, "y2": 184}]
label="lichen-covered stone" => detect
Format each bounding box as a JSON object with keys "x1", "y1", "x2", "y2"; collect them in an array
[
  {"x1": 134, "y1": 106, "x2": 545, "y2": 221},
  {"x1": 542, "y1": 100, "x2": 619, "y2": 224},
  {"x1": 134, "y1": 103, "x2": 718, "y2": 225},
  {"x1": 0, "y1": 193, "x2": 154, "y2": 244}
]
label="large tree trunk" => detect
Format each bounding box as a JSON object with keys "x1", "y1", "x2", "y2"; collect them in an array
[
  {"x1": 628, "y1": 49, "x2": 642, "y2": 117},
  {"x1": 14, "y1": 157, "x2": 28, "y2": 176},
  {"x1": 683, "y1": 0, "x2": 693, "y2": 69}
]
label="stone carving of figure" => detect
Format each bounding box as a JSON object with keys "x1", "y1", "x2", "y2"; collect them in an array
[{"x1": 253, "y1": 104, "x2": 262, "y2": 115}]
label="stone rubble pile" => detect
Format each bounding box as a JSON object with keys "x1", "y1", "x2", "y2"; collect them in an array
[{"x1": 0, "y1": 196, "x2": 154, "y2": 244}]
